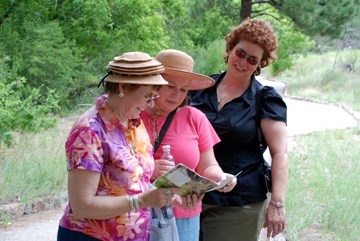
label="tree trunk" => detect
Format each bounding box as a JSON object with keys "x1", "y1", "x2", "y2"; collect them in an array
[{"x1": 240, "y1": 0, "x2": 252, "y2": 21}]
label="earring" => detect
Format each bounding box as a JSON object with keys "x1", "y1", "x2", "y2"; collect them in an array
[
  {"x1": 119, "y1": 92, "x2": 124, "y2": 97},
  {"x1": 254, "y1": 67, "x2": 261, "y2": 76}
]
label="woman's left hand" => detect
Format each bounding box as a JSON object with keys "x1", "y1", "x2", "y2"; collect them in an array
[
  {"x1": 217, "y1": 173, "x2": 237, "y2": 193},
  {"x1": 263, "y1": 204, "x2": 286, "y2": 238}
]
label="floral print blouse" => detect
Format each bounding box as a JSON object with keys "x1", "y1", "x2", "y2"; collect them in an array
[{"x1": 59, "y1": 95, "x2": 155, "y2": 241}]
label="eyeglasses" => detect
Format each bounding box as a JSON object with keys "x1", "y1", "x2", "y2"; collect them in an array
[
  {"x1": 234, "y1": 48, "x2": 259, "y2": 66},
  {"x1": 144, "y1": 93, "x2": 160, "y2": 103}
]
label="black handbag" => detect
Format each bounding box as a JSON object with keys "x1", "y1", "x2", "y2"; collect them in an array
[{"x1": 255, "y1": 86, "x2": 272, "y2": 193}]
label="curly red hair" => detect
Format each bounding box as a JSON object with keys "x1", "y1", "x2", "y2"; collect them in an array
[{"x1": 224, "y1": 18, "x2": 278, "y2": 75}]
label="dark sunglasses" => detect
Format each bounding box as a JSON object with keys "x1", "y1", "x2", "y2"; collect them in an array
[{"x1": 234, "y1": 48, "x2": 259, "y2": 66}]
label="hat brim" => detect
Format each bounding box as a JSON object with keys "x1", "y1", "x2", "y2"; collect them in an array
[
  {"x1": 105, "y1": 74, "x2": 168, "y2": 85},
  {"x1": 164, "y1": 68, "x2": 214, "y2": 90}
]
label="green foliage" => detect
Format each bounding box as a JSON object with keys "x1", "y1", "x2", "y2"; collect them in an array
[
  {"x1": 334, "y1": 49, "x2": 359, "y2": 72},
  {"x1": 287, "y1": 128, "x2": 360, "y2": 240},
  {"x1": 190, "y1": 40, "x2": 227, "y2": 76},
  {"x1": 0, "y1": 210, "x2": 11, "y2": 228},
  {"x1": 279, "y1": 0, "x2": 359, "y2": 38},
  {"x1": 276, "y1": 50, "x2": 360, "y2": 111},
  {"x1": 56, "y1": 0, "x2": 112, "y2": 57},
  {"x1": 0, "y1": 0, "x2": 171, "y2": 104},
  {"x1": 271, "y1": 24, "x2": 316, "y2": 75},
  {"x1": 19, "y1": 21, "x2": 83, "y2": 102},
  {"x1": 158, "y1": 0, "x2": 195, "y2": 49},
  {"x1": 0, "y1": 121, "x2": 68, "y2": 204},
  {"x1": 0, "y1": 55, "x2": 59, "y2": 146},
  {"x1": 247, "y1": 5, "x2": 316, "y2": 75},
  {"x1": 187, "y1": 0, "x2": 238, "y2": 46},
  {"x1": 0, "y1": 1, "x2": 84, "y2": 103},
  {"x1": 0, "y1": 0, "x2": 359, "y2": 147},
  {"x1": 188, "y1": 7, "x2": 232, "y2": 47},
  {"x1": 108, "y1": 0, "x2": 168, "y2": 56}
]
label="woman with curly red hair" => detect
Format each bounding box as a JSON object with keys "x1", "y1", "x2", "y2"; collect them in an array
[{"x1": 189, "y1": 18, "x2": 288, "y2": 241}]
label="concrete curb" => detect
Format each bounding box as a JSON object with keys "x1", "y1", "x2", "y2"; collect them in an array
[{"x1": 0, "y1": 191, "x2": 68, "y2": 223}]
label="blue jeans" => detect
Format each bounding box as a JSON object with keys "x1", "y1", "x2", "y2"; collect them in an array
[
  {"x1": 57, "y1": 226, "x2": 101, "y2": 241},
  {"x1": 176, "y1": 215, "x2": 200, "y2": 241}
]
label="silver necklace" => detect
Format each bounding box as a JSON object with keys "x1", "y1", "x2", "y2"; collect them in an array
[{"x1": 217, "y1": 93, "x2": 233, "y2": 104}]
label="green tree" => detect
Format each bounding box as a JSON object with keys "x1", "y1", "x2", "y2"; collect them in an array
[
  {"x1": 187, "y1": 0, "x2": 239, "y2": 46},
  {"x1": 54, "y1": 0, "x2": 113, "y2": 74},
  {"x1": 248, "y1": 0, "x2": 359, "y2": 38},
  {"x1": 0, "y1": 1, "x2": 83, "y2": 104},
  {"x1": 0, "y1": 55, "x2": 59, "y2": 146},
  {"x1": 108, "y1": 0, "x2": 168, "y2": 55}
]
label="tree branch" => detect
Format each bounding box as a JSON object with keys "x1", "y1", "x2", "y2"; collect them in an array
[
  {"x1": 252, "y1": 12, "x2": 282, "y2": 21},
  {"x1": 252, "y1": 0, "x2": 284, "y2": 9}
]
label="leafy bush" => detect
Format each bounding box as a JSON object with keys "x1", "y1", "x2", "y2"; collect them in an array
[
  {"x1": 270, "y1": 21, "x2": 316, "y2": 75},
  {"x1": 0, "y1": 56, "x2": 59, "y2": 146},
  {"x1": 190, "y1": 40, "x2": 227, "y2": 76}
]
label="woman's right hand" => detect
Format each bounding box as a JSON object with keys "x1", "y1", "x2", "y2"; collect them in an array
[
  {"x1": 151, "y1": 159, "x2": 175, "y2": 181},
  {"x1": 178, "y1": 192, "x2": 205, "y2": 209},
  {"x1": 139, "y1": 187, "x2": 180, "y2": 208}
]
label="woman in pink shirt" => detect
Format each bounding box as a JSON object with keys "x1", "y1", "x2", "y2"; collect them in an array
[{"x1": 140, "y1": 49, "x2": 237, "y2": 241}]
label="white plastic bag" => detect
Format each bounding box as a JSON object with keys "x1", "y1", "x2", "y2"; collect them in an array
[{"x1": 150, "y1": 207, "x2": 180, "y2": 241}]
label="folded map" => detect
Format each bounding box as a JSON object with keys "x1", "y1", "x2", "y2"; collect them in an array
[{"x1": 153, "y1": 163, "x2": 241, "y2": 195}]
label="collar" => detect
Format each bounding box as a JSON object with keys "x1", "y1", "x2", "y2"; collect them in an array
[
  {"x1": 96, "y1": 95, "x2": 140, "y2": 131},
  {"x1": 242, "y1": 75, "x2": 260, "y2": 106},
  {"x1": 212, "y1": 72, "x2": 260, "y2": 106}
]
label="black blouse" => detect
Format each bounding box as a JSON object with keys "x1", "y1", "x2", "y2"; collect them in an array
[{"x1": 189, "y1": 71, "x2": 287, "y2": 206}]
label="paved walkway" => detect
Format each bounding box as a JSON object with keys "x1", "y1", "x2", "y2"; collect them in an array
[
  {"x1": 258, "y1": 76, "x2": 358, "y2": 136},
  {"x1": 0, "y1": 77, "x2": 358, "y2": 241},
  {"x1": 286, "y1": 97, "x2": 358, "y2": 136}
]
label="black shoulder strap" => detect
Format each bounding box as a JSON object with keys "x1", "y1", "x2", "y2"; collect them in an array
[
  {"x1": 255, "y1": 86, "x2": 265, "y2": 153},
  {"x1": 256, "y1": 86, "x2": 272, "y2": 193},
  {"x1": 153, "y1": 108, "x2": 177, "y2": 153}
]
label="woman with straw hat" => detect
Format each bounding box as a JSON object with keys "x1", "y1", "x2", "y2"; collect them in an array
[
  {"x1": 57, "y1": 52, "x2": 183, "y2": 241},
  {"x1": 140, "y1": 49, "x2": 237, "y2": 241}
]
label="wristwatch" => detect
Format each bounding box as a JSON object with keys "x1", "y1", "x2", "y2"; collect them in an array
[{"x1": 270, "y1": 200, "x2": 285, "y2": 208}]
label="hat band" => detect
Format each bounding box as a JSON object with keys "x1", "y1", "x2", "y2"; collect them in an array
[
  {"x1": 97, "y1": 71, "x2": 162, "y2": 88},
  {"x1": 113, "y1": 72, "x2": 161, "y2": 77}
]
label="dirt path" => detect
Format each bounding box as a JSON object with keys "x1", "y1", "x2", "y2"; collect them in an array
[
  {"x1": 0, "y1": 205, "x2": 64, "y2": 241},
  {"x1": 0, "y1": 204, "x2": 285, "y2": 241}
]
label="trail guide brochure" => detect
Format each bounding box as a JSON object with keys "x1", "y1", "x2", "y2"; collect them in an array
[{"x1": 153, "y1": 163, "x2": 241, "y2": 195}]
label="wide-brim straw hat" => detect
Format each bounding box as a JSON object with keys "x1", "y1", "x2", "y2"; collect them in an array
[
  {"x1": 104, "y1": 52, "x2": 168, "y2": 85},
  {"x1": 155, "y1": 49, "x2": 214, "y2": 90}
]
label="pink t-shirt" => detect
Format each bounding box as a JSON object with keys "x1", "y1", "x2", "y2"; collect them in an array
[{"x1": 140, "y1": 106, "x2": 220, "y2": 218}]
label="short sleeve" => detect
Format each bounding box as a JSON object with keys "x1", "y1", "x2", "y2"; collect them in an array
[
  {"x1": 261, "y1": 86, "x2": 287, "y2": 124},
  {"x1": 65, "y1": 125, "x2": 104, "y2": 172}
]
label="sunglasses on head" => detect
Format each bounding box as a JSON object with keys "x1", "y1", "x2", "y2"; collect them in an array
[{"x1": 234, "y1": 48, "x2": 259, "y2": 66}]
